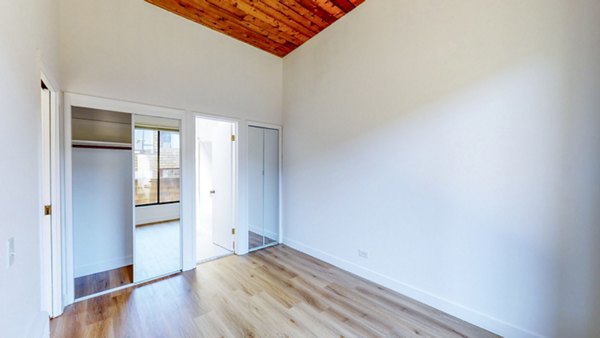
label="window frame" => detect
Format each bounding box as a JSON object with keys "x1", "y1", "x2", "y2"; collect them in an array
[{"x1": 134, "y1": 127, "x2": 181, "y2": 207}]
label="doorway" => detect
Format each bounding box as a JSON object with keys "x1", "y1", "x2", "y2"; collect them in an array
[
  {"x1": 195, "y1": 117, "x2": 236, "y2": 263},
  {"x1": 70, "y1": 111, "x2": 185, "y2": 298},
  {"x1": 62, "y1": 94, "x2": 188, "y2": 307}
]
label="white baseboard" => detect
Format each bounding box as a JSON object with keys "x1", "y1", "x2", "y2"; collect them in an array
[
  {"x1": 27, "y1": 311, "x2": 49, "y2": 338},
  {"x1": 283, "y1": 237, "x2": 544, "y2": 338},
  {"x1": 74, "y1": 255, "x2": 133, "y2": 278}
]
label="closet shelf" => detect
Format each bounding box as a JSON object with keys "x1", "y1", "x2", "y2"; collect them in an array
[{"x1": 72, "y1": 140, "x2": 132, "y2": 150}]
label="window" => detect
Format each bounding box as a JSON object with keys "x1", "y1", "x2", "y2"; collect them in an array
[{"x1": 134, "y1": 128, "x2": 180, "y2": 206}]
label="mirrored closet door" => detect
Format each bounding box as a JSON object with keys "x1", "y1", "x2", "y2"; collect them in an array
[
  {"x1": 133, "y1": 115, "x2": 182, "y2": 282},
  {"x1": 248, "y1": 125, "x2": 280, "y2": 251}
]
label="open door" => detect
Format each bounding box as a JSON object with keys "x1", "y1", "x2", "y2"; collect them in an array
[
  {"x1": 210, "y1": 122, "x2": 234, "y2": 251},
  {"x1": 196, "y1": 117, "x2": 236, "y2": 262},
  {"x1": 40, "y1": 78, "x2": 63, "y2": 316},
  {"x1": 40, "y1": 82, "x2": 52, "y2": 315}
]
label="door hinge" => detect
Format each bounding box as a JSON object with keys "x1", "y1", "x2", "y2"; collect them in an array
[
  {"x1": 231, "y1": 134, "x2": 236, "y2": 142},
  {"x1": 232, "y1": 228, "x2": 236, "y2": 235},
  {"x1": 44, "y1": 205, "x2": 52, "y2": 216}
]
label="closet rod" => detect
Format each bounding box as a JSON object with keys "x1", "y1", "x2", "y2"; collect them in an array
[
  {"x1": 72, "y1": 144, "x2": 132, "y2": 150},
  {"x1": 72, "y1": 140, "x2": 132, "y2": 150}
]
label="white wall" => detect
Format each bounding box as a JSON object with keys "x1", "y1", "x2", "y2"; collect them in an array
[
  {"x1": 282, "y1": 1, "x2": 600, "y2": 338},
  {"x1": 59, "y1": 0, "x2": 282, "y2": 124},
  {"x1": 0, "y1": 0, "x2": 60, "y2": 336},
  {"x1": 73, "y1": 148, "x2": 133, "y2": 277}
]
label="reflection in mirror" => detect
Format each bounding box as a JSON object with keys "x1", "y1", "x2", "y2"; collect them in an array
[
  {"x1": 248, "y1": 126, "x2": 279, "y2": 251},
  {"x1": 134, "y1": 115, "x2": 181, "y2": 282}
]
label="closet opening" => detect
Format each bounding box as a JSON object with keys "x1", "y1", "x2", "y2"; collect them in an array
[
  {"x1": 195, "y1": 116, "x2": 236, "y2": 263},
  {"x1": 63, "y1": 94, "x2": 187, "y2": 307},
  {"x1": 71, "y1": 107, "x2": 134, "y2": 300}
]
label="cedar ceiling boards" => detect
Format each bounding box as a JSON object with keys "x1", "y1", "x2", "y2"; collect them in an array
[{"x1": 145, "y1": 0, "x2": 366, "y2": 57}]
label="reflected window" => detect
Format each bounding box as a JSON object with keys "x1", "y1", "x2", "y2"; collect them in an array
[{"x1": 134, "y1": 128, "x2": 180, "y2": 206}]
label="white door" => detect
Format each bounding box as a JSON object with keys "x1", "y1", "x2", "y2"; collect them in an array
[
  {"x1": 40, "y1": 86, "x2": 53, "y2": 315},
  {"x1": 211, "y1": 122, "x2": 234, "y2": 250}
]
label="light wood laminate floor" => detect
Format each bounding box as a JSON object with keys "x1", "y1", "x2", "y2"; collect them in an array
[{"x1": 52, "y1": 245, "x2": 500, "y2": 338}]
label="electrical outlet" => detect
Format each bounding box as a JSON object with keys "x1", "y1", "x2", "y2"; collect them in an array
[
  {"x1": 358, "y1": 249, "x2": 369, "y2": 259},
  {"x1": 7, "y1": 238, "x2": 15, "y2": 268}
]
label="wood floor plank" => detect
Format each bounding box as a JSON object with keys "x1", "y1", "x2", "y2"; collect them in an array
[
  {"x1": 51, "y1": 245, "x2": 500, "y2": 338},
  {"x1": 74, "y1": 265, "x2": 133, "y2": 299},
  {"x1": 194, "y1": 310, "x2": 236, "y2": 337}
]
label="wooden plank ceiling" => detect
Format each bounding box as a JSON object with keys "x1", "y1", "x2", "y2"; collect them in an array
[{"x1": 145, "y1": 0, "x2": 365, "y2": 57}]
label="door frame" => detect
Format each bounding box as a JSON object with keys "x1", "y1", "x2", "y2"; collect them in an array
[
  {"x1": 63, "y1": 93, "x2": 192, "y2": 307},
  {"x1": 40, "y1": 71, "x2": 63, "y2": 317},
  {"x1": 246, "y1": 121, "x2": 283, "y2": 250},
  {"x1": 192, "y1": 113, "x2": 239, "y2": 261}
]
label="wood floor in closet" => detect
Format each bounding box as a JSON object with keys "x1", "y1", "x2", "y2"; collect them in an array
[
  {"x1": 52, "y1": 246, "x2": 499, "y2": 338},
  {"x1": 74, "y1": 265, "x2": 133, "y2": 299}
]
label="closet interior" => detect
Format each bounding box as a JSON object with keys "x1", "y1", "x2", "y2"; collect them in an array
[{"x1": 72, "y1": 107, "x2": 134, "y2": 298}]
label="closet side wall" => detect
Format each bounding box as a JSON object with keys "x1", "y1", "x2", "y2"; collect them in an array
[{"x1": 73, "y1": 149, "x2": 133, "y2": 277}]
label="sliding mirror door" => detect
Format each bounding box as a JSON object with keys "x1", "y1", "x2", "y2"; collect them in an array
[
  {"x1": 248, "y1": 126, "x2": 280, "y2": 251},
  {"x1": 134, "y1": 115, "x2": 182, "y2": 282}
]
